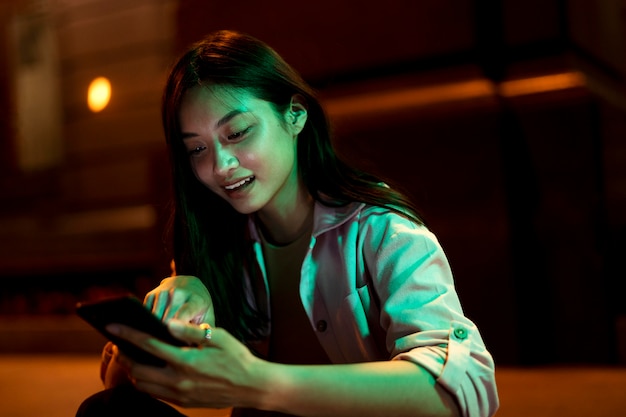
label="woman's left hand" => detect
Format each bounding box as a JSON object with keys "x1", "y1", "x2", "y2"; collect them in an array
[{"x1": 106, "y1": 320, "x2": 268, "y2": 409}]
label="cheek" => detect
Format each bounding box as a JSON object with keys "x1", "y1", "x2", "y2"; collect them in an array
[
  {"x1": 190, "y1": 158, "x2": 215, "y2": 185},
  {"x1": 238, "y1": 150, "x2": 259, "y2": 171}
]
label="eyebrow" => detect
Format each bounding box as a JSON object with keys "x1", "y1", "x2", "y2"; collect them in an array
[{"x1": 181, "y1": 109, "x2": 249, "y2": 140}]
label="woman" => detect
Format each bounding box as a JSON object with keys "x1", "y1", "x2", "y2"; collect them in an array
[{"x1": 78, "y1": 30, "x2": 499, "y2": 417}]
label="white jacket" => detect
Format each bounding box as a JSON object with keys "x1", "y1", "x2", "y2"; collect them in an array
[{"x1": 246, "y1": 201, "x2": 499, "y2": 417}]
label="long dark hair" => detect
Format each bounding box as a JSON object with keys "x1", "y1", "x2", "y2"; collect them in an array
[{"x1": 162, "y1": 30, "x2": 422, "y2": 341}]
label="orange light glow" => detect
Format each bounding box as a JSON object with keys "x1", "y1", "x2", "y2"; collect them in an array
[
  {"x1": 323, "y1": 79, "x2": 495, "y2": 118},
  {"x1": 322, "y1": 71, "x2": 587, "y2": 120},
  {"x1": 499, "y1": 72, "x2": 586, "y2": 97},
  {"x1": 87, "y1": 77, "x2": 111, "y2": 112}
]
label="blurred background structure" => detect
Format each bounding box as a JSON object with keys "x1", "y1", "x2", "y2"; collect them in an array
[{"x1": 1, "y1": 0, "x2": 625, "y2": 370}]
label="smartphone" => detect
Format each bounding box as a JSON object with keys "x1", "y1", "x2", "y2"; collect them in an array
[{"x1": 76, "y1": 294, "x2": 187, "y2": 367}]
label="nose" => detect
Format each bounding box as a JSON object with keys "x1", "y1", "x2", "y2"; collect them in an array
[{"x1": 213, "y1": 145, "x2": 239, "y2": 176}]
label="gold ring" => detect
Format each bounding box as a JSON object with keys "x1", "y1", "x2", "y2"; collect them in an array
[{"x1": 199, "y1": 323, "x2": 212, "y2": 341}]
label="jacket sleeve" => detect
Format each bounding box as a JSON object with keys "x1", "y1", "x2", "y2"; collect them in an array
[{"x1": 360, "y1": 209, "x2": 499, "y2": 417}]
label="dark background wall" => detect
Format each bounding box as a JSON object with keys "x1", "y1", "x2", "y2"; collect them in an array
[{"x1": 1, "y1": 0, "x2": 625, "y2": 366}]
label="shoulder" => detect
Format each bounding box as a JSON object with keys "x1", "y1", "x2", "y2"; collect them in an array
[
  {"x1": 358, "y1": 205, "x2": 442, "y2": 254},
  {"x1": 314, "y1": 201, "x2": 435, "y2": 243}
]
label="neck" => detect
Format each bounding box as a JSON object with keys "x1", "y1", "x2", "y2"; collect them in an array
[{"x1": 257, "y1": 185, "x2": 314, "y2": 245}]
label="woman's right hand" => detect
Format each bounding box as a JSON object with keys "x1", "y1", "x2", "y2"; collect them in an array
[{"x1": 144, "y1": 275, "x2": 214, "y2": 326}]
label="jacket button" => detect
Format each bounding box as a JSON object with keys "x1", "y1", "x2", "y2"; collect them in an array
[
  {"x1": 453, "y1": 327, "x2": 468, "y2": 340},
  {"x1": 316, "y1": 320, "x2": 327, "y2": 332}
]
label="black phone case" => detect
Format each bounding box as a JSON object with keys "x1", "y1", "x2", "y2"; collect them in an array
[{"x1": 76, "y1": 294, "x2": 186, "y2": 367}]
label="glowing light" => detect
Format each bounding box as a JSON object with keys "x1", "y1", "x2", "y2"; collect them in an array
[
  {"x1": 87, "y1": 77, "x2": 111, "y2": 112},
  {"x1": 499, "y1": 71, "x2": 586, "y2": 97},
  {"x1": 322, "y1": 71, "x2": 587, "y2": 119},
  {"x1": 323, "y1": 79, "x2": 495, "y2": 118}
]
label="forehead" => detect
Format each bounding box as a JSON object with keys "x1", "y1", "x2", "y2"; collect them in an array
[
  {"x1": 177, "y1": 85, "x2": 281, "y2": 133},
  {"x1": 180, "y1": 85, "x2": 254, "y2": 114}
]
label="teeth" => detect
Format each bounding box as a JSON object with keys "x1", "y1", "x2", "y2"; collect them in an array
[{"x1": 225, "y1": 177, "x2": 252, "y2": 190}]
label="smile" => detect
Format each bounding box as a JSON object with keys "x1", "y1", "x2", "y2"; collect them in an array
[{"x1": 224, "y1": 176, "x2": 255, "y2": 191}]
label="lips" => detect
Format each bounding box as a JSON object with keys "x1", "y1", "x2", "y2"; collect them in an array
[{"x1": 224, "y1": 176, "x2": 254, "y2": 191}]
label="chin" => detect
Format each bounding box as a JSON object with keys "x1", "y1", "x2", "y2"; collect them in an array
[{"x1": 228, "y1": 201, "x2": 261, "y2": 215}]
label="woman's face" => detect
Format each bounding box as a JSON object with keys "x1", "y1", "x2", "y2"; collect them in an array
[{"x1": 178, "y1": 85, "x2": 306, "y2": 217}]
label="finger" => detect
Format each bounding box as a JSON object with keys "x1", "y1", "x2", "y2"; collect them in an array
[
  {"x1": 106, "y1": 324, "x2": 172, "y2": 362},
  {"x1": 151, "y1": 291, "x2": 171, "y2": 320},
  {"x1": 118, "y1": 352, "x2": 176, "y2": 391},
  {"x1": 167, "y1": 320, "x2": 213, "y2": 346},
  {"x1": 133, "y1": 379, "x2": 182, "y2": 405},
  {"x1": 163, "y1": 289, "x2": 188, "y2": 322},
  {"x1": 143, "y1": 292, "x2": 155, "y2": 311},
  {"x1": 198, "y1": 323, "x2": 213, "y2": 344}
]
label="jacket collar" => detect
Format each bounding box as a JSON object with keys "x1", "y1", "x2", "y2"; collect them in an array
[
  {"x1": 312, "y1": 200, "x2": 364, "y2": 237},
  {"x1": 247, "y1": 200, "x2": 365, "y2": 244}
]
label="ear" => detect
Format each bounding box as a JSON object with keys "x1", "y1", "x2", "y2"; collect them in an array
[{"x1": 287, "y1": 94, "x2": 308, "y2": 136}]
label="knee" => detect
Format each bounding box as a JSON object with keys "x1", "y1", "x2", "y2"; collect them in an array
[
  {"x1": 76, "y1": 385, "x2": 183, "y2": 417},
  {"x1": 76, "y1": 387, "x2": 122, "y2": 417}
]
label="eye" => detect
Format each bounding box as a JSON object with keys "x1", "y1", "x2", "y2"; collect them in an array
[
  {"x1": 187, "y1": 145, "x2": 207, "y2": 156},
  {"x1": 227, "y1": 126, "x2": 251, "y2": 141}
]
